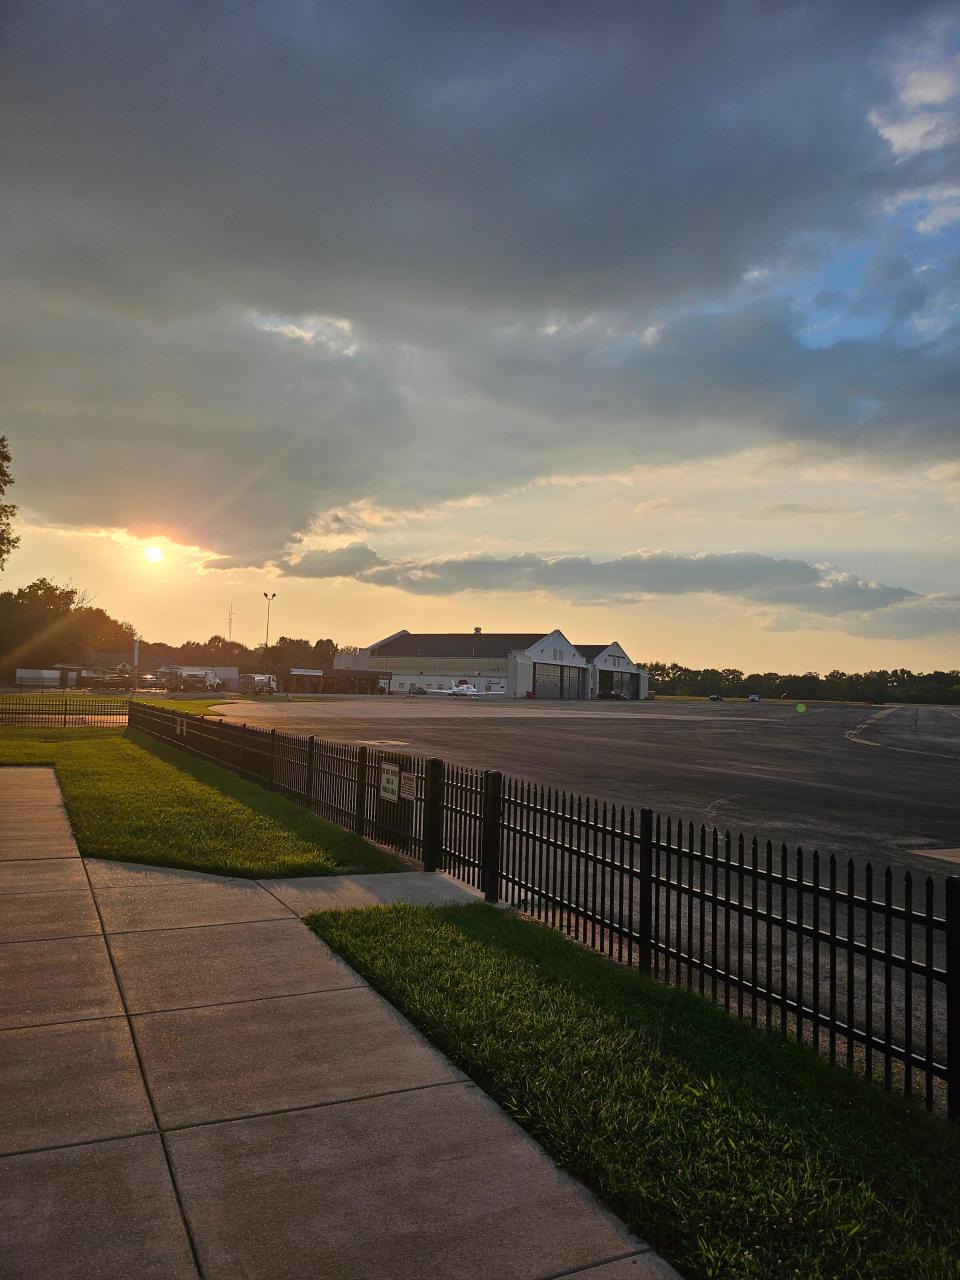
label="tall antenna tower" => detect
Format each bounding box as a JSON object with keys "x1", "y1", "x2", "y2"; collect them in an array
[{"x1": 228, "y1": 602, "x2": 235, "y2": 641}]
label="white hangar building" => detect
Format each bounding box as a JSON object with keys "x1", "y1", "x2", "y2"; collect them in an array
[{"x1": 335, "y1": 629, "x2": 648, "y2": 700}]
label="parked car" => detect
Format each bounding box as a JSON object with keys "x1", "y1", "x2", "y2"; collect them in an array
[
  {"x1": 747, "y1": 693, "x2": 761, "y2": 703},
  {"x1": 709, "y1": 693, "x2": 723, "y2": 702},
  {"x1": 407, "y1": 685, "x2": 428, "y2": 696}
]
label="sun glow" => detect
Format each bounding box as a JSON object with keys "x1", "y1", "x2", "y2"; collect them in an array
[{"x1": 144, "y1": 545, "x2": 164, "y2": 563}]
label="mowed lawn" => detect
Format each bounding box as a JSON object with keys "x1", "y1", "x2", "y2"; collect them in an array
[
  {"x1": 0, "y1": 727, "x2": 404, "y2": 878},
  {"x1": 310, "y1": 903, "x2": 960, "y2": 1280}
]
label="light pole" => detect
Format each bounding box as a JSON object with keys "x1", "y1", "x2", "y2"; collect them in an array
[{"x1": 263, "y1": 592, "x2": 276, "y2": 658}]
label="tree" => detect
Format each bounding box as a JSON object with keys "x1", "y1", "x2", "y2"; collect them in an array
[
  {"x1": 0, "y1": 436, "x2": 20, "y2": 572},
  {"x1": 312, "y1": 637, "x2": 337, "y2": 668},
  {"x1": 0, "y1": 579, "x2": 80, "y2": 673}
]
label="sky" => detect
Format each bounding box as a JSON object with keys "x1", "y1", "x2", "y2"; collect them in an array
[{"x1": 1, "y1": 0, "x2": 958, "y2": 669}]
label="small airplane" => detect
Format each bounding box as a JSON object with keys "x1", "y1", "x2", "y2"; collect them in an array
[{"x1": 425, "y1": 682, "x2": 501, "y2": 698}]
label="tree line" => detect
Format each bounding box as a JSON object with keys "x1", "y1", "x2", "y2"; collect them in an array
[
  {"x1": 0, "y1": 577, "x2": 341, "y2": 681},
  {"x1": 642, "y1": 662, "x2": 960, "y2": 704}
]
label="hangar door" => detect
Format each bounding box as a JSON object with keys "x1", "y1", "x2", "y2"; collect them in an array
[
  {"x1": 533, "y1": 663, "x2": 587, "y2": 699},
  {"x1": 597, "y1": 669, "x2": 639, "y2": 699}
]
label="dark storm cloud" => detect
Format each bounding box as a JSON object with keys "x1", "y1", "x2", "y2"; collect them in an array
[
  {"x1": 1, "y1": 0, "x2": 958, "y2": 564},
  {"x1": 0, "y1": 0, "x2": 923, "y2": 316}
]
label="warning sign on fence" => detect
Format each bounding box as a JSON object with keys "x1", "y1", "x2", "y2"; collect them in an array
[
  {"x1": 399, "y1": 772, "x2": 417, "y2": 801},
  {"x1": 379, "y1": 762, "x2": 400, "y2": 802}
]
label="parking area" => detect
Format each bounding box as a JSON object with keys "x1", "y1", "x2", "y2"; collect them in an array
[{"x1": 208, "y1": 699, "x2": 960, "y2": 879}]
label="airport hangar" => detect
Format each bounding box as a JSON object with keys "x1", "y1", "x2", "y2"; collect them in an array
[{"x1": 334, "y1": 629, "x2": 649, "y2": 699}]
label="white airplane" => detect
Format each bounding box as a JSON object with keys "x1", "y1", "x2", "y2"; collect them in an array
[{"x1": 424, "y1": 682, "x2": 500, "y2": 698}]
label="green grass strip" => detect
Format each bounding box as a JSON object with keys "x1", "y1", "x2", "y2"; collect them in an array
[
  {"x1": 0, "y1": 727, "x2": 404, "y2": 879},
  {"x1": 308, "y1": 903, "x2": 960, "y2": 1280}
]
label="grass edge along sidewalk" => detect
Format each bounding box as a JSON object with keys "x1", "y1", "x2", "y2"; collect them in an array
[
  {"x1": 309, "y1": 902, "x2": 960, "y2": 1280},
  {"x1": 0, "y1": 726, "x2": 404, "y2": 878}
]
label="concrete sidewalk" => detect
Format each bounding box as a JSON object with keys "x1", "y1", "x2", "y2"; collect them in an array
[{"x1": 0, "y1": 766, "x2": 678, "y2": 1279}]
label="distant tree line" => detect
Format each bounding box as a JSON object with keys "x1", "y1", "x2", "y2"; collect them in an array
[
  {"x1": 0, "y1": 577, "x2": 339, "y2": 680},
  {"x1": 642, "y1": 662, "x2": 960, "y2": 705}
]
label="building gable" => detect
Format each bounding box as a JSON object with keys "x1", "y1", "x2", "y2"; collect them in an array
[
  {"x1": 577, "y1": 641, "x2": 638, "y2": 671},
  {"x1": 523, "y1": 630, "x2": 588, "y2": 667}
]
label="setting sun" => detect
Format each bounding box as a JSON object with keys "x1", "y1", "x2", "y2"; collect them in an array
[{"x1": 144, "y1": 545, "x2": 163, "y2": 563}]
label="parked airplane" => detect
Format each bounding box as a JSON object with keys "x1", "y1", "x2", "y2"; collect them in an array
[{"x1": 425, "y1": 682, "x2": 499, "y2": 698}]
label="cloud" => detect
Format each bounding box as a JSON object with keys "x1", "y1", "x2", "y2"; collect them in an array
[
  {"x1": 270, "y1": 543, "x2": 954, "y2": 636},
  {"x1": 844, "y1": 594, "x2": 960, "y2": 638},
  {"x1": 1, "y1": 0, "x2": 958, "y2": 580},
  {"x1": 752, "y1": 502, "x2": 867, "y2": 520},
  {"x1": 280, "y1": 544, "x2": 387, "y2": 578}
]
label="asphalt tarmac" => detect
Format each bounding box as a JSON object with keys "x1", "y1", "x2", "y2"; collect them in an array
[{"x1": 211, "y1": 698, "x2": 960, "y2": 882}]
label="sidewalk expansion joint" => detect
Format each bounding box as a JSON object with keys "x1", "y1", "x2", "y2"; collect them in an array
[
  {"x1": 1, "y1": 1011, "x2": 128, "y2": 1033},
  {"x1": 0, "y1": 930, "x2": 101, "y2": 947},
  {"x1": 0, "y1": 1124, "x2": 160, "y2": 1161},
  {"x1": 158, "y1": 1078, "x2": 467, "y2": 1135},
  {"x1": 0, "y1": 1013, "x2": 129, "y2": 1036},
  {"x1": 102, "y1": 913, "x2": 299, "y2": 937},
  {"x1": 127, "y1": 984, "x2": 370, "y2": 1019},
  {"x1": 0, "y1": 885, "x2": 89, "y2": 899},
  {"x1": 536, "y1": 1249, "x2": 656, "y2": 1280},
  {"x1": 113, "y1": 982, "x2": 367, "y2": 1019},
  {"x1": 101, "y1": 915, "x2": 304, "y2": 939}
]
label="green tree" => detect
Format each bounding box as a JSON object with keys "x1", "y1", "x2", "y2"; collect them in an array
[{"x1": 0, "y1": 436, "x2": 20, "y2": 572}]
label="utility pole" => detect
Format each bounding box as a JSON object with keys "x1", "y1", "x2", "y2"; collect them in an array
[
  {"x1": 263, "y1": 592, "x2": 276, "y2": 657},
  {"x1": 228, "y1": 602, "x2": 235, "y2": 641}
]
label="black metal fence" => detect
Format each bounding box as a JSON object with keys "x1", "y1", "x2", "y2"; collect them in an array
[
  {"x1": 129, "y1": 701, "x2": 423, "y2": 856},
  {"x1": 0, "y1": 696, "x2": 130, "y2": 727},
  {"x1": 127, "y1": 701, "x2": 958, "y2": 1118}
]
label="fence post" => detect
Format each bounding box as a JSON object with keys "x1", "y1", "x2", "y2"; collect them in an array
[
  {"x1": 636, "y1": 808, "x2": 654, "y2": 976},
  {"x1": 481, "y1": 770, "x2": 503, "y2": 904},
  {"x1": 269, "y1": 729, "x2": 277, "y2": 791},
  {"x1": 218, "y1": 718, "x2": 224, "y2": 764},
  {"x1": 240, "y1": 722, "x2": 247, "y2": 778},
  {"x1": 947, "y1": 877, "x2": 960, "y2": 1121},
  {"x1": 422, "y1": 757, "x2": 445, "y2": 872},
  {"x1": 354, "y1": 745, "x2": 368, "y2": 835},
  {"x1": 306, "y1": 736, "x2": 316, "y2": 811}
]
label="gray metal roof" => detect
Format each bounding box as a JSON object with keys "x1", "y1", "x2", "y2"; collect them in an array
[{"x1": 369, "y1": 632, "x2": 545, "y2": 659}]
